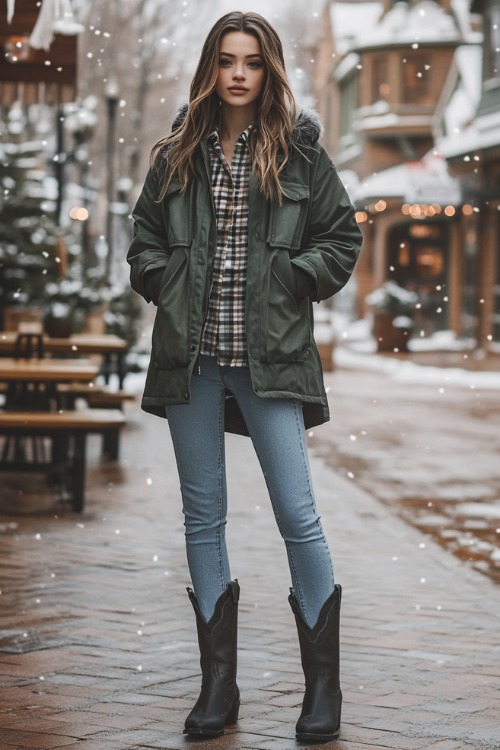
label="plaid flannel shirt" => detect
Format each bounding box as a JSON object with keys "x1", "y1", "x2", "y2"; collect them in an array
[{"x1": 200, "y1": 126, "x2": 252, "y2": 366}]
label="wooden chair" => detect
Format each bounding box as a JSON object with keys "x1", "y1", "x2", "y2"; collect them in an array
[
  {"x1": 13, "y1": 333, "x2": 44, "y2": 359},
  {"x1": 4, "y1": 333, "x2": 49, "y2": 461}
]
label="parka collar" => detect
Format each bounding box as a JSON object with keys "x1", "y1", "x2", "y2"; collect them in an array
[{"x1": 171, "y1": 103, "x2": 322, "y2": 147}]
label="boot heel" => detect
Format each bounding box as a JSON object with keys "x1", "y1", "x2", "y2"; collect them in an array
[{"x1": 225, "y1": 699, "x2": 240, "y2": 725}]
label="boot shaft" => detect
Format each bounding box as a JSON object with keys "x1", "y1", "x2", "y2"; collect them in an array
[
  {"x1": 188, "y1": 580, "x2": 239, "y2": 674},
  {"x1": 289, "y1": 584, "x2": 341, "y2": 674},
  {"x1": 184, "y1": 581, "x2": 240, "y2": 737},
  {"x1": 289, "y1": 584, "x2": 342, "y2": 741}
]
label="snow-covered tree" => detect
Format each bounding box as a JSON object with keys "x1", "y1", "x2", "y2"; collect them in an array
[
  {"x1": 75, "y1": 0, "x2": 215, "y2": 195},
  {"x1": 0, "y1": 105, "x2": 60, "y2": 325}
]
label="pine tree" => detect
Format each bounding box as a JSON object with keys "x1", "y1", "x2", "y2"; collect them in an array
[{"x1": 0, "y1": 120, "x2": 60, "y2": 326}]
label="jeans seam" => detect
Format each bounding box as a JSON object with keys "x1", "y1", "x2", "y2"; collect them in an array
[
  {"x1": 216, "y1": 376, "x2": 226, "y2": 594},
  {"x1": 291, "y1": 399, "x2": 313, "y2": 620}
]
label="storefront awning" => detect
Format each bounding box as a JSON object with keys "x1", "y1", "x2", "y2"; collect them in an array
[{"x1": 352, "y1": 156, "x2": 462, "y2": 206}]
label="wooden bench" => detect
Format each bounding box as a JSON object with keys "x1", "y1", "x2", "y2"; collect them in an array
[
  {"x1": 56, "y1": 383, "x2": 136, "y2": 411},
  {"x1": 87, "y1": 390, "x2": 136, "y2": 410},
  {"x1": 0, "y1": 410, "x2": 126, "y2": 512}
]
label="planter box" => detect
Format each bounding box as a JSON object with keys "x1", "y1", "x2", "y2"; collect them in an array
[
  {"x1": 44, "y1": 316, "x2": 73, "y2": 338},
  {"x1": 317, "y1": 340, "x2": 335, "y2": 372},
  {"x1": 373, "y1": 311, "x2": 411, "y2": 353},
  {"x1": 1, "y1": 306, "x2": 44, "y2": 331}
]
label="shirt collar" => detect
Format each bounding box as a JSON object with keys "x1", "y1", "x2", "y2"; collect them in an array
[{"x1": 208, "y1": 122, "x2": 254, "y2": 146}]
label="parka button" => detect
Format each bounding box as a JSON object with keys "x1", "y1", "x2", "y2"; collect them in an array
[
  {"x1": 184, "y1": 392, "x2": 189, "y2": 401},
  {"x1": 190, "y1": 344, "x2": 197, "y2": 352}
]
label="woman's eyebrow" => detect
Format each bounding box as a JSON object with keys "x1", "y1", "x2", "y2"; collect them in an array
[{"x1": 219, "y1": 52, "x2": 263, "y2": 59}]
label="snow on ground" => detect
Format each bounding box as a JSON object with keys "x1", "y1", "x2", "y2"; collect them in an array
[
  {"x1": 332, "y1": 318, "x2": 500, "y2": 390},
  {"x1": 335, "y1": 345, "x2": 500, "y2": 390}
]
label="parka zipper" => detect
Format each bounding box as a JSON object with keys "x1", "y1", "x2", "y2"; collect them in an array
[{"x1": 194, "y1": 142, "x2": 219, "y2": 378}]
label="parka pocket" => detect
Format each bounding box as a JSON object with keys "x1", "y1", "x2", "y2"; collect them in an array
[
  {"x1": 260, "y1": 249, "x2": 311, "y2": 364},
  {"x1": 267, "y1": 182, "x2": 309, "y2": 250},
  {"x1": 151, "y1": 247, "x2": 191, "y2": 370},
  {"x1": 164, "y1": 178, "x2": 193, "y2": 249}
]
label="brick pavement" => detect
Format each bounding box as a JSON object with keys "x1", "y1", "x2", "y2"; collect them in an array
[{"x1": 1, "y1": 386, "x2": 500, "y2": 750}]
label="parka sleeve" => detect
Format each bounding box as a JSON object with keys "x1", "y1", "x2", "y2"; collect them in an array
[
  {"x1": 290, "y1": 149, "x2": 363, "y2": 303},
  {"x1": 127, "y1": 167, "x2": 170, "y2": 304}
]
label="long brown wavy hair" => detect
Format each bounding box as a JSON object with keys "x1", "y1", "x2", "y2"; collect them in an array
[{"x1": 150, "y1": 12, "x2": 297, "y2": 202}]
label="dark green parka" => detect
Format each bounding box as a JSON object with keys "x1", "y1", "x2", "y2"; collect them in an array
[{"x1": 127, "y1": 108, "x2": 362, "y2": 435}]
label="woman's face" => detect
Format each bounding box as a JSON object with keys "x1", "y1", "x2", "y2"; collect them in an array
[{"x1": 216, "y1": 31, "x2": 265, "y2": 114}]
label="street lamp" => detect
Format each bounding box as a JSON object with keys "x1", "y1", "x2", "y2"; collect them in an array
[
  {"x1": 53, "y1": 97, "x2": 97, "y2": 229},
  {"x1": 104, "y1": 75, "x2": 120, "y2": 280},
  {"x1": 64, "y1": 97, "x2": 98, "y2": 273}
]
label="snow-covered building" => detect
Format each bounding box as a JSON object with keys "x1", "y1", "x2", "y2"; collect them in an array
[
  {"x1": 314, "y1": 0, "x2": 485, "y2": 344},
  {"x1": 435, "y1": 0, "x2": 500, "y2": 348},
  {"x1": 0, "y1": 0, "x2": 82, "y2": 106}
]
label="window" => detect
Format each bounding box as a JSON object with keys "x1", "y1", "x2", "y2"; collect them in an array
[
  {"x1": 493, "y1": 212, "x2": 500, "y2": 342},
  {"x1": 388, "y1": 221, "x2": 449, "y2": 332},
  {"x1": 485, "y1": 8, "x2": 500, "y2": 82},
  {"x1": 401, "y1": 54, "x2": 432, "y2": 105},
  {"x1": 372, "y1": 56, "x2": 390, "y2": 103},
  {"x1": 462, "y1": 221, "x2": 478, "y2": 337},
  {"x1": 339, "y1": 72, "x2": 357, "y2": 139}
]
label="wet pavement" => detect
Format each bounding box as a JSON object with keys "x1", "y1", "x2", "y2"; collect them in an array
[
  {"x1": 1, "y1": 352, "x2": 500, "y2": 749},
  {"x1": 318, "y1": 346, "x2": 500, "y2": 585}
]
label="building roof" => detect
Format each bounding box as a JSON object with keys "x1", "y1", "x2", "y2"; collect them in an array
[
  {"x1": 330, "y1": 0, "x2": 478, "y2": 55},
  {"x1": 437, "y1": 44, "x2": 482, "y2": 146},
  {"x1": 434, "y1": 35, "x2": 500, "y2": 159},
  {"x1": 329, "y1": 1, "x2": 383, "y2": 55},
  {"x1": 345, "y1": 155, "x2": 461, "y2": 204},
  {"x1": 439, "y1": 111, "x2": 500, "y2": 158}
]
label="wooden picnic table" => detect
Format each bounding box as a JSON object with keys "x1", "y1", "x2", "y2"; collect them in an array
[
  {"x1": 0, "y1": 333, "x2": 129, "y2": 388},
  {"x1": 0, "y1": 357, "x2": 99, "y2": 412},
  {"x1": 0, "y1": 357, "x2": 99, "y2": 382},
  {"x1": 0, "y1": 358, "x2": 126, "y2": 511},
  {"x1": 0, "y1": 409, "x2": 126, "y2": 512}
]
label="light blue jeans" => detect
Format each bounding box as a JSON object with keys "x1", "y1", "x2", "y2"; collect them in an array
[{"x1": 166, "y1": 355, "x2": 334, "y2": 626}]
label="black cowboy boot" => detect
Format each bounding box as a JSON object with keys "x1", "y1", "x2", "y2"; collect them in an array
[
  {"x1": 184, "y1": 580, "x2": 240, "y2": 737},
  {"x1": 289, "y1": 584, "x2": 342, "y2": 742}
]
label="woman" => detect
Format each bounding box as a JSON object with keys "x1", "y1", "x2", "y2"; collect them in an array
[{"x1": 128, "y1": 11, "x2": 362, "y2": 742}]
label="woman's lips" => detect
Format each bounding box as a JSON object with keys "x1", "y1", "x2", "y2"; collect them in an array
[{"x1": 228, "y1": 87, "x2": 249, "y2": 94}]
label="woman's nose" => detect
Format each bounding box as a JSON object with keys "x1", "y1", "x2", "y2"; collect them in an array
[{"x1": 233, "y1": 65, "x2": 245, "y2": 80}]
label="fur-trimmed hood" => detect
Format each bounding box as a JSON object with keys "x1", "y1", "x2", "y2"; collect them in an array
[
  {"x1": 293, "y1": 107, "x2": 323, "y2": 145},
  {"x1": 171, "y1": 103, "x2": 322, "y2": 146}
]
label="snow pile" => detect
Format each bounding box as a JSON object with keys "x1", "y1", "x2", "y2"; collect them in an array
[{"x1": 331, "y1": 317, "x2": 500, "y2": 389}]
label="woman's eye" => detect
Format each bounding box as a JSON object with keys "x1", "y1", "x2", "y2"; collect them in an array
[
  {"x1": 219, "y1": 58, "x2": 232, "y2": 67},
  {"x1": 248, "y1": 62, "x2": 262, "y2": 69}
]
